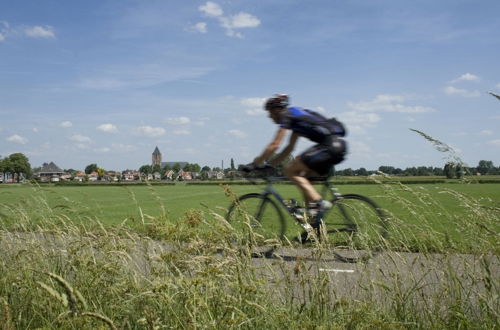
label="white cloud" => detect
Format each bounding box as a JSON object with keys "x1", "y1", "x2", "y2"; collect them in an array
[
  {"x1": 165, "y1": 116, "x2": 191, "y2": 125},
  {"x1": 339, "y1": 111, "x2": 381, "y2": 134},
  {"x1": 0, "y1": 22, "x2": 55, "y2": 41},
  {"x1": 32, "y1": 128, "x2": 39, "y2": 133},
  {"x1": 192, "y1": 22, "x2": 207, "y2": 34},
  {"x1": 59, "y1": 121, "x2": 73, "y2": 128},
  {"x1": 6, "y1": 134, "x2": 28, "y2": 144},
  {"x1": 488, "y1": 139, "x2": 500, "y2": 147},
  {"x1": 496, "y1": 83, "x2": 500, "y2": 90},
  {"x1": 95, "y1": 147, "x2": 110, "y2": 153},
  {"x1": 444, "y1": 86, "x2": 481, "y2": 98},
  {"x1": 348, "y1": 94, "x2": 435, "y2": 113},
  {"x1": 97, "y1": 123, "x2": 118, "y2": 133},
  {"x1": 173, "y1": 129, "x2": 191, "y2": 135},
  {"x1": 75, "y1": 143, "x2": 89, "y2": 149},
  {"x1": 479, "y1": 130, "x2": 493, "y2": 136},
  {"x1": 228, "y1": 129, "x2": 247, "y2": 138},
  {"x1": 70, "y1": 134, "x2": 92, "y2": 143},
  {"x1": 198, "y1": 1, "x2": 260, "y2": 38},
  {"x1": 24, "y1": 25, "x2": 55, "y2": 38},
  {"x1": 0, "y1": 21, "x2": 9, "y2": 41},
  {"x1": 221, "y1": 12, "x2": 260, "y2": 29},
  {"x1": 111, "y1": 143, "x2": 137, "y2": 152},
  {"x1": 133, "y1": 126, "x2": 166, "y2": 138},
  {"x1": 350, "y1": 140, "x2": 372, "y2": 154},
  {"x1": 199, "y1": 2, "x2": 223, "y2": 17},
  {"x1": 451, "y1": 73, "x2": 480, "y2": 83},
  {"x1": 241, "y1": 97, "x2": 265, "y2": 115}
]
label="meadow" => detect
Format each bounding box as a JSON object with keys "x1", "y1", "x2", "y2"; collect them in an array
[
  {"x1": 1, "y1": 180, "x2": 498, "y2": 253},
  {"x1": 0, "y1": 179, "x2": 499, "y2": 328}
]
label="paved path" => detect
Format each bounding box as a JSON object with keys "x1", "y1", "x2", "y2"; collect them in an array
[{"x1": 1, "y1": 231, "x2": 498, "y2": 304}]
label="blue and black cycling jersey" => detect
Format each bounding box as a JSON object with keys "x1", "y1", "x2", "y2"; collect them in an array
[{"x1": 279, "y1": 107, "x2": 342, "y2": 144}]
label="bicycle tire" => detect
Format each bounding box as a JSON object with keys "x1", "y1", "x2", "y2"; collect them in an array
[
  {"x1": 320, "y1": 194, "x2": 388, "y2": 262},
  {"x1": 226, "y1": 193, "x2": 286, "y2": 248}
]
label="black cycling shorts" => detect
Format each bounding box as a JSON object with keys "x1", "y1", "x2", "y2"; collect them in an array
[{"x1": 300, "y1": 137, "x2": 347, "y2": 175}]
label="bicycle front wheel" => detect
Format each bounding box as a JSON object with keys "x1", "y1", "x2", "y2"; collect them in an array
[
  {"x1": 321, "y1": 194, "x2": 388, "y2": 262},
  {"x1": 226, "y1": 193, "x2": 286, "y2": 245}
]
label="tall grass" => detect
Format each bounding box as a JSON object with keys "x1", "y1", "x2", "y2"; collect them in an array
[{"x1": 1, "y1": 177, "x2": 499, "y2": 329}]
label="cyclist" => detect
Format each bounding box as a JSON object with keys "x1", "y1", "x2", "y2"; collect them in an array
[{"x1": 244, "y1": 94, "x2": 347, "y2": 241}]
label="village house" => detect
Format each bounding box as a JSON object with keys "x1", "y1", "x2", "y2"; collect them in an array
[
  {"x1": 88, "y1": 171, "x2": 99, "y2": 182},
  {"x1": 73, "y1": 171, "x2": 86, "y2": 182},
  {"x1": 104, "y1": 171, "x2": 120, "y2": 182},
  {"x1": 207, "y1": 171, "x2": 225, "y2": 180},
  {"x1": 36, "y1": 162, "x2": 66, "y2": 182},
  {"x1": 163, "y1": 170, "x2": 175, "y2": 180},
  {"x1": 122, "y1": 170, "x2": 138, "y2": 181},
  {"x1": 178, "y1": 169, "x2": 192, "y2": 181}
]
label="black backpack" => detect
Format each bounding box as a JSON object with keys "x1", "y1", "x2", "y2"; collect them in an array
[{"x1": 304, "y1": 109, "x2": 346, "y2": 137}]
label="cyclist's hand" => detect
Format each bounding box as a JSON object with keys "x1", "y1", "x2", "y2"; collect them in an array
[
  {"x1": 255, "y1": 164, "x2": 274, "y2": 171},
  {"x1": 241, "y1": 163, "x2": 255, "y2": 173}
]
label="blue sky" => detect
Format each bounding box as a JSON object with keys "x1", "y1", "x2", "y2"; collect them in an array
[{"x1": 1, "y1": 0, "x2": 499, "y2": 171}]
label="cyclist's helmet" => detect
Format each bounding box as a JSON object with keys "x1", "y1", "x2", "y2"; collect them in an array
[{"x1": 264, "y1": 94, "x2": 289, "y2": 111}]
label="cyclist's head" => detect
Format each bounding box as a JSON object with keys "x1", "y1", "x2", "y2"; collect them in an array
[{"x1": 264, "y1": 94, "x2": 289, "y2": 112}]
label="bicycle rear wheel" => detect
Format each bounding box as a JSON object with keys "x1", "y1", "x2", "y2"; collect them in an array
[
  {"x1": 226, "y1": 193, "x2": 286, "y2": 246},
  {"x1": 320, "y1": 194, "x2": 388, "y2": 262}
]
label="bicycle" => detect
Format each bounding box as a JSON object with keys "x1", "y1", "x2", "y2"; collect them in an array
[{"x1": 225, "y1": 167, "x2": 388, "y2": 262}]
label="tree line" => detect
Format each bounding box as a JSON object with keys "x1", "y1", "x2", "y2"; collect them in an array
[
  {"x1": 2, "y1": 152, "x2": 499, "y2": 183},
  {"x1": 336, "y1": 160, "x2": 500, "y2": 178}
]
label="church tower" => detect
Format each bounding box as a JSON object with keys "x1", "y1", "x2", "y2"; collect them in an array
[{"x1": 152, "y1": 146, "x2": 162, "y2": 166}]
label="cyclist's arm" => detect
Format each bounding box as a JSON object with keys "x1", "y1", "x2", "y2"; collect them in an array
[
  {"x1": 270, "y1": 132, "x2": 299, "y2": 167},
  {"x1": 253, "y1": 128, "x2": 288, "y2": 165}
]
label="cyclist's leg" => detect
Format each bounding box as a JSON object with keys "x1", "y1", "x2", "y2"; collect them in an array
[{"x1": 283, "y1": 157, "x2": 321, "y2": 203}]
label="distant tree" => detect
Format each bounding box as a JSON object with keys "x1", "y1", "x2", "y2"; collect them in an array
[
  {"x1": 456, "y1": 164, "x2": 465, "y2": 179},
  {"x1": 354, "y1": 167, "x2": 368, "y2": 176},
  {"x1": 416, "y1": 166, "x2": 431, "y2": 176},
  {"x1": 191, "y1": 163, "x2": 201, "y2": 173},
  {"x1": 393, "y1": 168, "x2": 403, "y2": 175},
  {"x1": 163, "y1": 163, "x2": 171, "y2": 171},
  {"x1": 7, "y1": 153, "x2": 31, "y2": 182},
  {"x1": 152, "y1": 164, "x2": 162, "y2": 173},
  {"x1": 444, "y1": 162, "x2": 457, "y2": 179},
  {"x1": 378, "y1": 166, "x2": 395, "y2": 175},
  {"x1": 139, "y1": 165, "x2": 152, "y2": 175},
  {"x1": 201, "y1": 166, "x2": 211, "y2": 172},
  {"x1": 404, "y1": 167, "x2": 417, "y2": 176},
  {"x1": 172, "y1": 163, "x2": 181, "y2": 173},
  {"x1": 433, "y1": 167, "x2": 444, "y2": 176},
  {"x1": 85, "y1": 163, "x2": 98, "y2": 174},
  {"x1": 230, "y1": 158, "x2": 235, "y2": 170},
  {"x1": 477, "y1": 160, "x2": 495, "y2": 175},
  {"x1": 64, "y1": 168, "x2": 77, "y2": 176},
  {"x1": 0, "y1": 157, "x2": 13, "y2": 182},
  {"x1": 342, "y1": 168, "x2": 354, "y2": 176},
  {"x1": 97, "y1": 168, "x2": 105, "y2": 180}
]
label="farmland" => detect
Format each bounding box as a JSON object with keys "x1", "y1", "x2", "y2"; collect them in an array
[{"x1": 1, "y1": 180, "x2": 499, "y2": 253}]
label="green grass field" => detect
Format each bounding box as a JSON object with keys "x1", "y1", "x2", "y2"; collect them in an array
[{"x1": 1, "y1": 181, "x2": 499, "y2": 253}]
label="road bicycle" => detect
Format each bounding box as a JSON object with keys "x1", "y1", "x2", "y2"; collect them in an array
[{"x1": 225, "y1": 167, "x2": 388, "y2": 262}]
